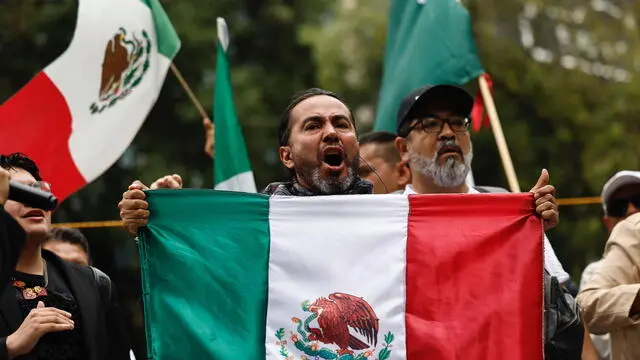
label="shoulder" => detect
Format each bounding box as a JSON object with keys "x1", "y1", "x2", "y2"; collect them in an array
[{"x1": 605, "y1": 213, "x2": 640, "y2": 255}]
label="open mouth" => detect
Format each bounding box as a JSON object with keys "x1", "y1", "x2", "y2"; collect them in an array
[
  {"x1": 22, "y1": 209, "x2": 45, "y2": 219},
  {"x1": 322, "y1": 147, "x2": 345, "y2": 169}
]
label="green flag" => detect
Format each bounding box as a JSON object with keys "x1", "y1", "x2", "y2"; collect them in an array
[
  {"x1": 213, "y1": 17, "x2": 256, "y2": 192},
  {"x1": 374, "y1": 0, "x2": 485, "y2": 132}
]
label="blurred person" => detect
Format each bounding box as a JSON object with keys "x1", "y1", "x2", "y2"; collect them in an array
[
  {"x1": 578, "y1": 171, "x2": 640, "y2": 360},
  {"x1": 358, "y1": 131, "x2": 410, "y2": 194},
  {"x1": 43, "y1": 228, "x2": 139, "y2": 360},
  {"x1": 394, "y1": 84, "x2": 588, "y2": 360},
  {"x1": 43, "y1": 227, "x2": 90, "y2": 266},
  {"x1": 0, "y1": 153, "x2": 130, "y2": 360}
]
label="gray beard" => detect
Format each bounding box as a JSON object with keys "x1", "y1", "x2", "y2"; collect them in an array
[
  {"x1": 296, "y1": 156, "x2": 359, "y2": 195},
  {"x1": 409, "y1": 147, "x2": 473, "y2": 188}
]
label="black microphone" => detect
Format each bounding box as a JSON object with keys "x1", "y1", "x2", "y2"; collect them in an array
[{"x1": 8, "y1": 181, "x2": 58, "y2": 211}]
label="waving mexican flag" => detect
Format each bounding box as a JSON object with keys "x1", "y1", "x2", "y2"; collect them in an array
[{"x1": 0, "y1": 0, "x2": 180, "y2": 202}]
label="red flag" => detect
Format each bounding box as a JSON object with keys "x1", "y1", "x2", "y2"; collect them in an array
[{"x1": 471, "y1": 73, "x2": 494, "y2": 132}]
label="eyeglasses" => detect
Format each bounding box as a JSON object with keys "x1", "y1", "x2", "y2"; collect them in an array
[
  {"x1": 25, "y1": 181, "x2": 52, "y2": 193},
  {"x1": 607, "y1": 195, "x2": 640, "y2": 218},
  {"x1": 405, "y1": 115, "x2": 470, "y2": 135}
]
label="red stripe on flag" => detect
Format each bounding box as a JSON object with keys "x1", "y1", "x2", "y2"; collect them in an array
[
  {"x1": 405, "y1": 193, "x2": 543, "y2": 359},
  {"x1": 0, "y1": 72, "x2": 85, "y2": 202}
]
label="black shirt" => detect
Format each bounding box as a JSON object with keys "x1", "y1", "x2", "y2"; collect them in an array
[{"x1": 11, "y1": 262, "x2": 87, "y2": 360}]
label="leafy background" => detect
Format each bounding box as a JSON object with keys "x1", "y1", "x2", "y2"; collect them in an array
[{"x1": 2, "y1": 0, "x2": 639, "y2": 356}]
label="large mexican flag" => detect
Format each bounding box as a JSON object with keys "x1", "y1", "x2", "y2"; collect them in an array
[
  {"x1": 138, "y1": 191, "x2": 543, "y2": 359},
  {"x1": 0, "y1": 0, "x2": 180, "y2": 202}
]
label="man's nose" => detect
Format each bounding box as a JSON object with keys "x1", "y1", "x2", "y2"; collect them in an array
[
  {"x1": 438, "y1": 122, "x2": 456, "y2": 140},
  {"x1": 322, "y1": 123, "x2": 340, "y2": 142}
]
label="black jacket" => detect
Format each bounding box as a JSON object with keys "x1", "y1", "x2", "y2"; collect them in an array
[
  {"x1": 0, "y1": 250, "x2": 130, "y2": 360},
  {"x1": 0, "y1": 209, "x2": 24, "y2": 292}
]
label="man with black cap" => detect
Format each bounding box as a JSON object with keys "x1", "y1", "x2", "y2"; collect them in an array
[
  {"x1": 578, "y1": 171, "x2": 640, "y2": 360},
  {"x1": 394, "y1": 84, "x2": 570, "y2": 281}
]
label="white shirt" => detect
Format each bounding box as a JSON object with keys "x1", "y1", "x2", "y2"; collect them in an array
[{"x1": 403, "y1": 185, "x2": 571, "y2": 283}]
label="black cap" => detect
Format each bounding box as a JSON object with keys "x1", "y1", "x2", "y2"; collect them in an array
[{"x1": 396, "y1": 84, "x2": 473, "y2": 137}]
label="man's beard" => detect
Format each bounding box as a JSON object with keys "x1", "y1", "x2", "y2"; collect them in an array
[
  {"x1": 409, "y1": 141, "x2": 473, "y2": 188},
  {"x1": 295, "y1": 156, "x2": 360, "y2": 195}
]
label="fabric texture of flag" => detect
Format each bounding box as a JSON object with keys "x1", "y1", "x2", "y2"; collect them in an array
[
  {"x1": 213, "y1": 18, "x2": 256, "y2": 192},
  {"x1": 0, "y1": 0, "x2": 180, "y2": 202},
  {"x1": 138, "y1": 191, "x2": 543, "y2": 359},
  {"x1": 374, "y1": 0, "x2": 485, "y2": 132}
]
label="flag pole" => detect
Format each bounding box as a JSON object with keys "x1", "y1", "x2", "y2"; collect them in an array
[
  {"x1": 170, "y1": 63, "x2": 210, "y2": 121},
  {"x1": 477, "y1": 75, "x2": 521, "y2": 192}
]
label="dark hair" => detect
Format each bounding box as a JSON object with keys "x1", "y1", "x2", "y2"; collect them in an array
[
  {"x1": 359, "y1": 131, "x2": 398, "y2": 146},
  {"x1": 278, "y1": 88, "x2": 356, "y2": 147},
  {"x1": 47, "y1": 227, "x2": 90, "y2": 256},
  {"x1": 358, "y1": 131, "x2": 401, "y2": 165},
  {"x1": 0, "y1": 153, "x2": 42, "y2": 181}
]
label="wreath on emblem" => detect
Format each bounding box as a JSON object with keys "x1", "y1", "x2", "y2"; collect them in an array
[
  {"x1": 275, "y1": 293, "x2": 394, "y2": 360},
  {"x1": 89, "y1": 27, "x2": 152, "y2": 114}
]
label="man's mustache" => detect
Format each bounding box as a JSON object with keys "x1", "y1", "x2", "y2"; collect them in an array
[{"x1": 436, "y1": 140, "x2": 463, "y2": 156}]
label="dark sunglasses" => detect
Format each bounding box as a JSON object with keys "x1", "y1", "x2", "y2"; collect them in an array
[{"x1": 607, "y1": 195, "x2": 640, "y2": 218}]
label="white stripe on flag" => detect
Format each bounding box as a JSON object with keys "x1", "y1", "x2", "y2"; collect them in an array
[
  {"x1": 214, "y1": 171, "x2": 257, "y2": 192},
  {"x1": 265, "y1": 194, "x2": 408, "y2": 359}
]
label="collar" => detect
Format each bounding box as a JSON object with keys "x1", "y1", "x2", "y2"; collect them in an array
[
  {"x1": 262, "y1": 177, "x2": 373, "y2": 196},
  {"x1": 403, "y1": 184, "x2": 479, "y2": 195}
]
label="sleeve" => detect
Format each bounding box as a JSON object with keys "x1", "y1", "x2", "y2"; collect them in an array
[
  {"x1": 106, "y1": 283, "x2": 132, "y2": 360},
  {"x1": 0, "y1": 207, "x2": 25, "y2": 292},
  {"x1": 94, "y1": 269, "x2": 131, "y2": 360},
  {"x1": 577, "y1": 215, "x2": 640, "y2": 334},
  {"x1": 543, "y1": 233, "x2": 571, "y2": 284}
]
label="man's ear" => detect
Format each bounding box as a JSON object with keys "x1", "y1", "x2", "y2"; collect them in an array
[
  {"x1": 395, "y1": 137, "x2": 409, "y2": 162},
  {"x1": 602, "y1": 216, "x2": 617, "y2": 234},
  {"x1": 279, "y1": 146, "x2": 295, "y2": 170},
  {"x1": 395, "y1": 160, "x2": 411, "y2": 188}
]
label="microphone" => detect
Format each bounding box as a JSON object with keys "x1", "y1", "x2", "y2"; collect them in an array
[{"x1": 8, "y1": 181, "x2": 58, "y2": 211}]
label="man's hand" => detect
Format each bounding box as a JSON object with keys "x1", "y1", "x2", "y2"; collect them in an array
[
  {"x1": 530, "y1": 169, "x2": 559, "y2": 231},
  {"x1": 0, "y1": 168, "x2": 9, "y2": 206},
  {"x1": 150, "y1": 174, "x2": 183, "y2": 190},
  {"x1": 203, "y1": 117, "x2": 214, "y2": 159},
  {"x1": 6, "y1": 301, "x2": 74, "y2": 359},
  {"x1": 118, "y1": 175, "x2": 183, "y2": 235}
]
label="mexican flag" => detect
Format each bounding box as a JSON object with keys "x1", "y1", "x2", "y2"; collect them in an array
[
  {"x1": 138, "y1": 191, "x2": 543, "y2": 359},
  {"x1": 213, "y1": 18, "x2": 256, "y2": 192},
  {"x1": 0, "y1": 0, "x2": 180, "y2": 202},
  {"x1": 374, "y1": 0, "x2": 485, "y2": 132}
]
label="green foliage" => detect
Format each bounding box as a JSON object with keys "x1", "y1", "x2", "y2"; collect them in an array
[{"x1": 2, "y1": 0, "x2": 640, "y2": 357}]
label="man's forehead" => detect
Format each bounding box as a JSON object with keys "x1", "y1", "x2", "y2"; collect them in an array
[
  {"x1": 359, "y1": 143, "x2": 386, "y2": 159},
  {"x1": 290, "y1": 95, "x2": 350, "y2": 122},
  {"x1": 7, "y1": 168, "x2": 35, "y2": 182}
]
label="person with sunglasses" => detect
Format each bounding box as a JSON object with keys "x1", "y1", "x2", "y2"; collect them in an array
[{"x1": 578, "y1": 171, "x2": 640, "y2": 360}]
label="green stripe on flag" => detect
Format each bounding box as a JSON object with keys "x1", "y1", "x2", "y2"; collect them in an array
[
  {"x1": 138, "y1": 190, "x2": 270, "y2": 359},
  {"x1": 140, "y1": 0, "x2": 181, "y2": 58},
  {"x1": 374, "y1": 0, "x2": 484, "y2": 132}
]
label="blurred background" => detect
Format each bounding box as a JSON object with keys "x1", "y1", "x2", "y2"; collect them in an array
[{"x1": 2, "y1": 0, "x2": 640, "y2": 357}]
